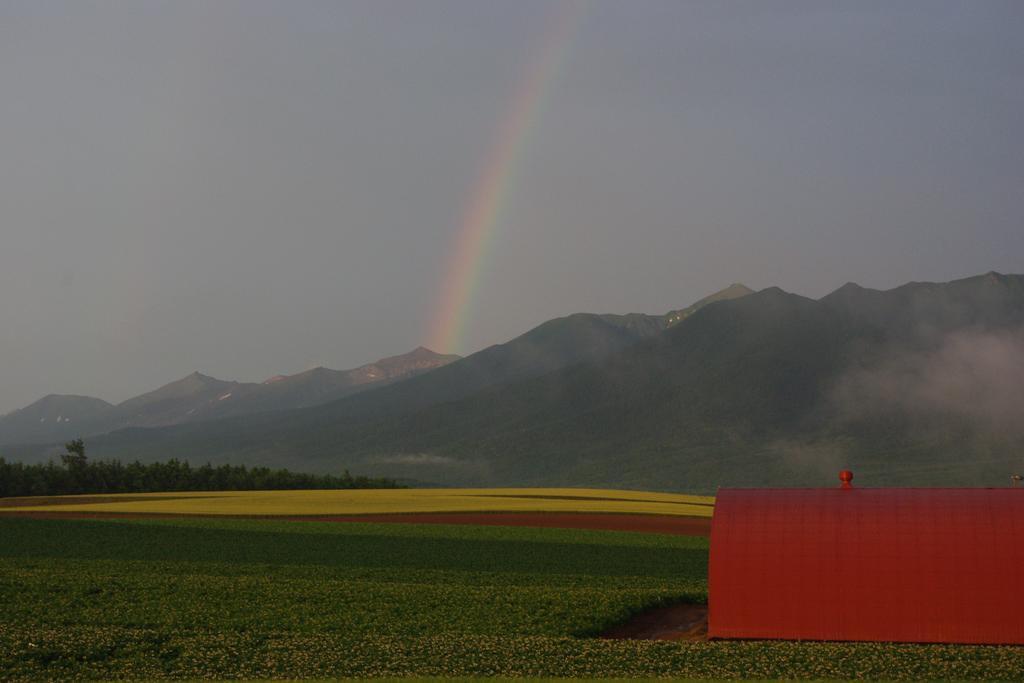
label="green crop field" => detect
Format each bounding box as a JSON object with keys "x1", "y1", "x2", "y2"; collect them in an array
[{"x1": 1, "y1": 516, "x2": 1021, "y2": 680}]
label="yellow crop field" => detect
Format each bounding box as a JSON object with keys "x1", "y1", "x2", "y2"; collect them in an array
[{"x1": 1, "y1": 487, "x2": 714, "y2": 517}]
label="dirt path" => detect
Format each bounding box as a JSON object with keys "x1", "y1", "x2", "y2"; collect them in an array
[
  {"x1": 0, "y1": 510, "x2": 710, "y2": 536},
  {"x1": 601, "y1": 603, "x2": 708, "y2": 641}
]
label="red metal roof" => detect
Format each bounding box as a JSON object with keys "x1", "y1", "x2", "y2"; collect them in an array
[{"x1": 708, "y1": 486, "x2": 1024, "y2": 644}]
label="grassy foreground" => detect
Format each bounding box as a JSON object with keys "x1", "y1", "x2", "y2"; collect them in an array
[
  {"x1": 2, "y1": 515, "x2": 1023, "y2": 680},
  {"x1": 0, "y1": 487, "x2": 714, "y2": 517}
]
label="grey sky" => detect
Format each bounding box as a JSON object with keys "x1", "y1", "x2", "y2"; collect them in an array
[{"x1": 1, "y1": 0, "x2": 1022, "y2": 413}]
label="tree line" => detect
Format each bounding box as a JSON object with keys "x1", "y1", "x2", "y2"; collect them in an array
[{"x1": 0, "y1": 439, "x2": 402, "y2": 498}]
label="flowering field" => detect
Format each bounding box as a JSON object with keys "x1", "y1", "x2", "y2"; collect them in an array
[
  {"x1": 0, "y1": 487, "x2": 714, "y2": 517},
  {"x1": 1, "y1": 516, "x2": 1021, "y2": 680}
]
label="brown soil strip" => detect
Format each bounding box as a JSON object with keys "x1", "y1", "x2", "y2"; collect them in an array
[
  {"x1": 460, "y1": 493, "x2": 714, "y2": 507},
  {"x1": 0, "y1": 510, "x2": 711, "y2": 536},
  {"x1": 601, "y1": 603, "x2": 708, "y2": 641}
]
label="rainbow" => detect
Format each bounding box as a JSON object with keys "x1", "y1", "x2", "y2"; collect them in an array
[{"x1": 426, "y1": 1, "x2": 584, "y2": 354}]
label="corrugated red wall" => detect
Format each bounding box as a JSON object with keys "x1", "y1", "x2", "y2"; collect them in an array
[{"x1": 708, "y1": 487, "x2": 1024, "y2": 644}]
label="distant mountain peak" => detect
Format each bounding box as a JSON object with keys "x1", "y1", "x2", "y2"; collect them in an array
[
  {"x1": 721, "y1": 283, "x2": 755, "y2": 296},
  {"x1": 0, "y1": 394, "x2": 114, "y2": 436},
  {"x1": 181, "y1": 371, "x2": 220, "y2": 384},
  {"x1": 822, "y1": 281, "x2": 875, "y2": 304},
  {"x1": 20, "y1": 393, "x2": 112, "y2": 410},
  {"x1": 115, "y1": 371, "x2": 238, "y2": 411},
  {"x1": 665, "y1": 283, "x2": 755, "y2": 327},
  {"x1": 392, "y1": 346, "x2": 457, "y2": 361},
  {"x1": 358, "y1": 346, "x2": 461, "y2": 378},
  {"x1": 983, "y1": 270, "x2": 1010, "y2": 285}
]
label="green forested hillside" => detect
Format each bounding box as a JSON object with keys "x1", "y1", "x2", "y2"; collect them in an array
[{"x1": 10, "y1": 273, "x2": 1024, "y2": 492}]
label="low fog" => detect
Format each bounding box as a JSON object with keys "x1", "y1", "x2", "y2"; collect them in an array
[{"x1": 835, "y1": 328, "x2": 1024, "y2": 437}]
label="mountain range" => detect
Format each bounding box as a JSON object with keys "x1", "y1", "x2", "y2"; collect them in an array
[
  {"x1": 0, "y1": 284, "x2": 753, "y2": 448},
  {"x1": 0, "y1": 347, "x2": 459, "y2": 446},
  {"x1": 5, "y1": 273, "x2": 1023, "y2": 493}
]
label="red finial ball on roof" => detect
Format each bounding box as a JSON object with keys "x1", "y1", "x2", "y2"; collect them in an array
[{"x1": 839, "y1": 470, "x2": 854, "y2": 488}]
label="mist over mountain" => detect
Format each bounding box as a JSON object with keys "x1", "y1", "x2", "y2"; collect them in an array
[{"x1": 9, "y1": 273, "x2": 1022, "y2": 492}]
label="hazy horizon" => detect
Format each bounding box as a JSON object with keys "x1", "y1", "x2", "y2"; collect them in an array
[{"x1": 2, "y1": 0, "x2": 1022, "y2": 412}]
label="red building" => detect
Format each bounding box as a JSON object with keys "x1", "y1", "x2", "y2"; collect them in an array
[{"x1": 708, "y1": 473, "x2": 1024, "y2": 644}]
